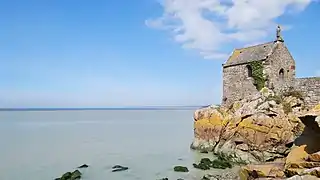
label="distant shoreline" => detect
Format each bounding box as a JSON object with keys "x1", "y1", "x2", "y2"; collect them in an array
[{"x1": 0, "y1": 106, "x2": 205, "y2": 112}]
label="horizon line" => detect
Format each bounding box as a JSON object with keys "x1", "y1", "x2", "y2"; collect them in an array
[{"x1": 0, "y1": 105, "x2": 213, "y2": 111}]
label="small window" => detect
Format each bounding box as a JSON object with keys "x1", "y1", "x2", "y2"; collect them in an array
[
  {"x1": 279, "y1": 68, "x2": 284, "y2": 79},
  {"x1": 246, "y1": 65, "x2": 253, "y2": 77}
]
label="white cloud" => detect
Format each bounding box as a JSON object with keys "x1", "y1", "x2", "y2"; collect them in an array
[{"x1": 146, "y1": 0, "x2": 315, "y2": 60}]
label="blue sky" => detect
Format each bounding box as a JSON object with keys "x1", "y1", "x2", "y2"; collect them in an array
[{"x1": 0, "y1": 0, "x2": 319, "y2": 108}]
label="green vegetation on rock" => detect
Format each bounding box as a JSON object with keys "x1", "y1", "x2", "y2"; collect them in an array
[
  {"x1": 193, "y1": 152, "x2": 247, "y2": 170},
  {"x1": 282, "y1": 90, "x2": 304, "y2": 100},
  {"x1": 283, "y1": 102, "x2": 293, "y2": 114},
  {"x1": 266, "y1": 94, "x2": 282, "y2": 104},
  {"x1": 265, "y1": 89, "x2": 305, "y2": 114},
  {"x1": 216, "y1": 152, "x2": 247, "y2": 165},
  {"x1": 249, "y1": 61, "x2": 266, "y2": 91}
]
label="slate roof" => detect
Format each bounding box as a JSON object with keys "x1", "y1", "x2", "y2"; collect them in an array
[{"x1": 223, "y1": 41, "x2": 276, "y2": 67}]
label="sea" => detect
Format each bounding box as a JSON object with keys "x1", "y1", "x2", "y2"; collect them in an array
[{"x1": 0, "y1": 109, "x2": 235, "y2": 180}]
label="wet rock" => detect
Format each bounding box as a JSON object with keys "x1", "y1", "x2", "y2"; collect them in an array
[
  {"x1": 112, "y1": 165, "x2": 129, "y2": 172},
  {"x1": 77, "y1": 164, "x2": 89, "y2": 168},
  {"x1": 201, "y1": 174, "x2": 212, "y2": 180},
  {"x1": 56, "y1": 170, "x2": 82, "y2": 180},
  {"x1": 193, "y1": 157, "x2": 233, "y2": 170},
  {"x1": 70, "y1": 170, "x2": 81, "y2": 180},
  {"x1": 193, "y1": 158, "x2": 212, "y2": 170},
  {"x1": 173, "y1": 166, "x2": 189, "y2": 172},
  {"x1": 112, "y1": 165, "x2": 123, "y2": 169},
  {"x1": 61, "y1": 172, "x2": 72, "y2": 180},
  {"x1": 211, "y1": 159, "x2": 232, "y2": 169}
]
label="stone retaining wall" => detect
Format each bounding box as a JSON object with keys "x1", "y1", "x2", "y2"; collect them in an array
[{"x1": 294, "y1": 77, "x2": 320, "y2": 108}]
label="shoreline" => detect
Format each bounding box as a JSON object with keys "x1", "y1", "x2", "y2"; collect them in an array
[{"x1": 53, "y1": 151, "x2": 242, "y2": 180}]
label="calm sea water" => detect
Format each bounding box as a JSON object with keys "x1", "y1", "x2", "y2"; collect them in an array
[{"x1": 0, "y1": 109, "x2": 228, "y2": 180}]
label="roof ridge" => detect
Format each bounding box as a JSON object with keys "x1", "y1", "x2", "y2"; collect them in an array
[
  {"x1": 223, "y1": 40, "x2": 277, "y2": 67},
  {"x1": 235, "y1": 41, "x2": 275, "y2": 51}
]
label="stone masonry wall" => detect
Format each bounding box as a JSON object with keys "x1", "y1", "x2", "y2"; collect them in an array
[
  {"x1": 221, "y1": 42, "x2": 318, "y2": 108},
  {"x1": 267, "y1": 42, "x2": 296, "y2": 92},
  {"x1": 222, "y1": 64, "x2": 259, "y2": 106},
  {"x1": 294, "y1": 77, "x2": 320, "y2": 108},
  {"x1": 272, "y1": 77, "x2": 320, "y2": 108}
]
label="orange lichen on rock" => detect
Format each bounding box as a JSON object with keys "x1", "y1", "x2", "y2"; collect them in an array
[
  {"x1": 313, "y1": 104, "x2": 320, "y2": 111},
  {"x1": 285, "y1": 145, "x2": 309, "y2": 169},
  {"x1": 240, "y1": 162, "x2": 285, "y2": 179},
  {"x1": 194, "y1": 109, "x2": 225, "y2": 128},
  {"x1": 191, "y1": 89, "x2": 316, "y2": 164},
  {"x1": 238, "y1": 117, "x2": 270, "y2": 133}
]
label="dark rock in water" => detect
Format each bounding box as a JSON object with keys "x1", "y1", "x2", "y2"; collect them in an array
[
  {"x1": 70, "y1": 170, "x2": 82, "y2": 180},
  {"x1": 177, "y1": 178, "x2": 184, "y2": 180},
  {"x1": 158, "y1": 178, "x2": 168, "y2": 180},
  {"x1": 112, "y1": 167, "x2": 128, "y2": 172},
  {"x1": 112, "y1": 165, "x2": 123, "y2": 169},
  {"x1": 77, "y1": 164, "x2": 89, "y2": 168},
  {"x1": 173, "y1": 166, "x2": 189, "y2": 172},
  {"x1": 200, "y1": 158, "x2": 212, "y2": 165},
  {"x1": 61, "y1": 172, "x2": 72, "y2": 180},
  {"x1": 111, "y1": 165, "x2": 129, "y2": 172},
  {"x1": 211, "y1": 159, "x2": 232, "y2": 169},
  {"x1": 193, "y1": 162, "x2": 210, "y2": 170},
  {"x1": 193, "y1": 158, "x2": 232, "y2": 170},
  {"x1": 193, "y1": 158, "x2": 212, "y2": 170},
  {"x1": 56, "y1": 170, "x2": 82, "y2": 180},
  {"x1": 201, "y1": 175, "x2": 211, "y2": 180}
]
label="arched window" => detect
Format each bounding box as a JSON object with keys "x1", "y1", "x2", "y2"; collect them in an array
[
  {"x1": 279, "y1": 68, "x2": 284, "y2": 79},
  {"x1": 246, "y1": 65, "x2": 253, "y2": 77}
]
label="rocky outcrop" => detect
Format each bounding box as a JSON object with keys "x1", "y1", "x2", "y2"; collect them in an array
[
  {"x1": 237, "y1": 104, "x2": 320, "y2": 179},
  {"x1": 191, "y1": 87, "x2": 320, "y2": 179},
  {"x1": 191, "y1": 88, "x2": 319, "y2": 164},
  {"x1": 239, "y1": 144, "x2": 320, "y2": 179}
]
